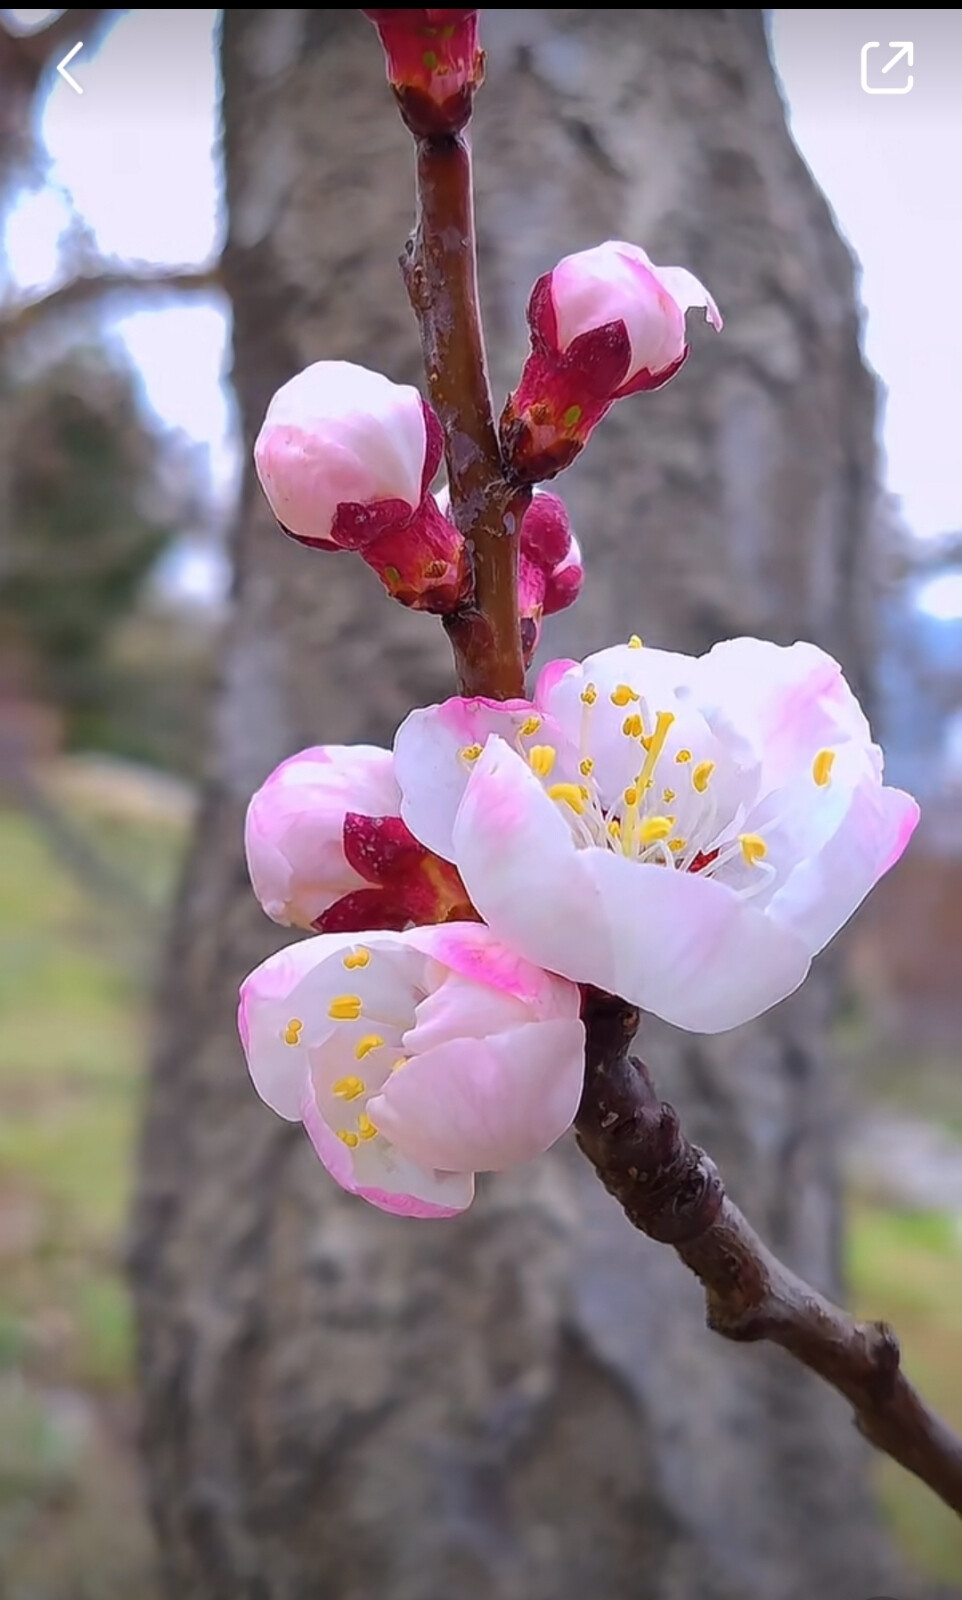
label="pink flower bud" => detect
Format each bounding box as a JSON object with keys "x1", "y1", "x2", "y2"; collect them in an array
[
  {"x1": 363, "y1": 9, "x2": 483, "y2": 137},
  {"x1": 517, "y1": 490, "x2": 584, "y2": 663},
  {"x1": 238, "y1": 922, "x2": 585, "y2": 1217},
  {"x1": 254, "y1": 360, "x2": 470, "y2": 613},
  {"x1": 245, "y1": 744, "x2": 474, "y2": 934},
  {"x1": 501, "y1": 240, "x2": 722, "y2": 482}
]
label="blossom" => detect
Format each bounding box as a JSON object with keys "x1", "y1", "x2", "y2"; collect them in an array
[
  {"x1": 394, "y1": 638, "x2": 919, "y2": 1034},
  {"x1": 500, "y1": 241, "x2": 722, "y2": 482},
  {"x1": 245, "y1": 744, "x2": 472, "y2": 933},
  {"x1": 238, "y1": 923, "x2": 585, "y2": 1216},
  {"x1": 363, "y1": 10, "x2": 483, "y2": 137},
  {"x1": 254, "y1": 361, "x2": 469, "y2": 613}
]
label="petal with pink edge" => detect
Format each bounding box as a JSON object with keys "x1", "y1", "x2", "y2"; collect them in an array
[
  {"x1": 369, "y1": 1018, "x2": 585, "y2": 1172},
  {"x1": 300, "y1": 1092, "x2": 473, "y2": 1217}
]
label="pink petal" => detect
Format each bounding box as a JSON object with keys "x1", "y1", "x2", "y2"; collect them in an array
[
  {"x1": 450, "y1": 738, "x2": 614, "y2": 985},
  {"x1": 768, "y1": 781, "x2": 920, "y2": 955},
  {"x1": 300, "y1": 1091, "x2": 473, "y2": 1217},
  {"x1": 394, "y1": 696, "x2": 550, "y2": 860},
  {"x1": 368, "y1": 1018, "x2": 585, "y2": 1172},
  {"x1": 403, "y1": 922, "x2": 582, "y2": 1018}
]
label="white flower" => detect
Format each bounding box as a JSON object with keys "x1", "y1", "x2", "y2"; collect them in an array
[{"x1": 393, "y1": 638, "x2": 919, "y2": 1034}]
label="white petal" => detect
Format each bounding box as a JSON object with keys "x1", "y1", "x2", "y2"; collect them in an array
[{"x1": 301, "y1": 1091, "x2": 474, "y2": 1217}]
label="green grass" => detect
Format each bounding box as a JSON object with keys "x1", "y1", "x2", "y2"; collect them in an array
[
  {"x1": 0, "y1": 796, "x2": 183, "y2": 1596},
  {"x1": 849, "y1": 1199, "x2": 962, "y2": 1583}
]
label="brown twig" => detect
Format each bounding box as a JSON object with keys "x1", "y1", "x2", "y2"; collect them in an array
[
  {"x1": 401, "y1": 134, "x2": 527, "y2": 700},
  {"x1": 0, "y1": 264, "x2": 223, "y2": 349},
  {"x1": 576, "y1": 988, "x2": 962, "y2": 1517}
]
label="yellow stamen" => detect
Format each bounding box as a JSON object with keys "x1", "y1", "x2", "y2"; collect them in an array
[
  {"x1": 342, "y1": 947, "x2": 370, "y2": 970},
  {"x1": 337, "y1": 1130, "x2": 359, "y2": 1148},
  {"x1": 622, "y1": 713, "x2": 644, "y2": 739},
  {"x1": 332, "y1": 1075, "x2": 366, "y2": 1101},
  {"x1": 637, "y1": 710, "x2": 676, "y2": 791},
  {"x1": 329, "y1": 994, "x2": 363, "y2": 1021},
  {"x1": 460, "y1": 743, "x2": 483, "y2": 763},
  {"x1": 580, "y1": 684, "x2": 598, "y2": 706},
  {"x1": 692, "y1": 759, "x2": 716, "y2": 794},
  {"x1": 668, "y1": 838, "x2": 687, "y2": 854},
  {"x1": 607, "y1": 818, "x2": 621, "y2": 840},
  {"x1": 354, "y1": 1034, "x2": 384, "y2": 1060},
  {"x1": 579, "y1": 757, "x2": 594, "y2": 777},
  {"x1": 623, "y1": 785, "x2": 639, "y2": 808},
  {"x1": 519, "y1": 715, "x2": 542, "y2": 737},
  {"x1": 357, "y1": 1112, "x2": 378, "y2": 1142},
  {"x1": 528, "y1": 744, "x2": 557, "y2": 778},
  {"x1": 390, "y1": 1057, "x2": 407, "y2": 1074},
  {"x1": 628, "y1": 634, "x2": 643, "y2": 649},
  {"x1": 739, "y1": 833, "x2": 768, "y2": 866},
  {"x1": 610, "y1": 683, "x2": 640, "y2": 707},
  {"x1": 283, "y1": 1018, "x2": 303, "y2": 1046},
  {"x1": 675, "y1": 749, "x2": 692, "y2": 764},
  {"x1": 813, "y1": 748, "x2": 835, "y2": 787},
  {"x1": 639, "y1": 816, "x2": 673, "y2": 845},
  {"x1": 547, "y1": 782, "x2": 586, "y2": 815},
  {"x1": 662, "y1": 788, "x2": 676, "y2": 803}
]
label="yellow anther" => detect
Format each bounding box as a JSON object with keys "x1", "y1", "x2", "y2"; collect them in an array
[
  {"x1": 610, "y1": 683, "x2": 640, "y2": 707},
  {"x1": 739, "y1": 833, "x2": 768, "y2": 866},
  {"x1": 639, "y1": 815, "x2": 674, "y2": 845},
  {"x1": 390, "y1": 1057, "x2": 407, "y2": 1074},
  {"x1": 580, "y1": 683, "x2": 598, "y2": 705},
  {"x1": 355, "y1": 1033, "x2": 384, "y2": 1060},
  {"x1": 528, "y1": 744, "x2": 557, "y2": 778},
  {"x1": 607, "y1": 818, "x2": 622, "y2": 840},
  {"x1": 328, "y1": 994, "x2": 363, "y2": 1021},
  {"x1": 332, "y1": 1075, "x2": 366, "y2": 1101},
  {"x1": 662, "y1": 788, "x2": 676, "y2": 803},
  {"x1": 337, "y1": 1130, "x2": 359, "y2": 1149},
  {"x1": 460, "y1": 743, "x2": 483, "y2": 763},
  {"x1": 628, "y1": 634, "x2": 643, "y2": 649},
  {"x1": 675, "y1": 749, "x2": 692, "y2": 764},
  {"x1": 668, "y1": 838, "x2": 687, "y2": 854},
  {"x1": 623, "y1": 785, "x2": 639, "y2": 808},
  {"x1": 813, "y1": 748, "x2": 835, "y2": 787},
  {"x1": 622, "y1": 713, "x2": 644, "y2": 739},
  {"x1": 519, "y1": 715, "x2": 542, "y2": 737},
  {"x1": 579, "y1": 757, "x2": 595, "y2": 777},
  {"x1": 547, "y1": 782, "x2": 587, "y2": 815},
  {"x1": 283, "y1": 1018, "x2": 303, "y2": 1046},
  {"x1": 637, "y1": 710, "x2": 676, "y2": 791},
  {"x1": 342, "y1": 947, "x2": 370, "y2": 970},
  {"x1": 692, "y1": 760, "x2": 716, "y2": 794},
  {"x1": 357, "y1": 1112, "x2": 378, "y2": 1142}
]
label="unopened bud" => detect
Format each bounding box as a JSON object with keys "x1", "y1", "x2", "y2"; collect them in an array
[{"x1": 363, "y1": 9, "x2": 483, "y2": 137}]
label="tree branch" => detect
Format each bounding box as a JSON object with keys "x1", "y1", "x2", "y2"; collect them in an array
[
  {"x1": 401, "y1": 133, "x2": 527, "y2": 701},
  {"x1": 0, "y1": 263, "x2": 223, "y2": 347},
  {"x1": 576, "y1": 988, "x2": 962, "y2": 1518}
]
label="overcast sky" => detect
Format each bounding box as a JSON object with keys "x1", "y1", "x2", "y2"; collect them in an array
[{"x1": 3, "y1": 9, "x2": 961, "y2": 580}]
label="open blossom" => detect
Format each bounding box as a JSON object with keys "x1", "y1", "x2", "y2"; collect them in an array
[
  {"x1": 254, "y1": 360, "x2": 469, "y2": 613},
  {"x1": 238, "y1": 923, "x2": 585, "y2": 1217},
  {"x1": 363, "y1": 10, "x2": 483, "y2": 137},
  {"x1": 245, "y1": 744, "x2": 472, "y2": 933},
  {"x1": 501, "y1": 241, "x2": 722, "y2": 482},
  {"x1": 394, "y1": 638, "x2": 919, "y2": 1034}
]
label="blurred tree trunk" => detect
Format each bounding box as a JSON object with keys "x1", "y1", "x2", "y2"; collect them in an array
[{"x1": 132, "y1": 11, "x2": 905, "y2": 1598}]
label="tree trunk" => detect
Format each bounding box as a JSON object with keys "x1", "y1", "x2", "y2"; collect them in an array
[{"x1": 132, "y1": 11, "x2": 905, "y2": 1597}]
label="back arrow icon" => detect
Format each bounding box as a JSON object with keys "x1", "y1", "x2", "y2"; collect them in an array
[{"x1": 56, "y1": 41, "x2": 84, "y2": 95}]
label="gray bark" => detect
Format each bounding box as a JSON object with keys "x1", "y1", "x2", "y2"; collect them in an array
[{"x1": 131, "y1": 11, "x2": 907, "y2": 1597}]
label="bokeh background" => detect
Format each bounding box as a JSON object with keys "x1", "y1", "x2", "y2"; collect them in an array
[{"x1": 0, "y1": 9, "x2": 960, "y2": 1598}]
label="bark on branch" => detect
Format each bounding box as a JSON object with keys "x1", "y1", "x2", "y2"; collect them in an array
[
  {"x1": 401, "y1": 133, "x2": 527, "y2": 701},
  {"x1": 0, "y1": 264, "x2": 223, "y2": 348},
  {"x1": 576, "y1": 988, "x2": 962, "y2": 1518}
]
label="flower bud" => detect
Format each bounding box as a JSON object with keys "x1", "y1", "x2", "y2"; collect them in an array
[
  {"x1": 501, "y1": 240, "x2": 722, "y2": 482},
  {"x1": 517, "y1": 490, "x2": 584, "y2": 662},
  {"x1": 245, "y1": 744, "x2": 473, "y2": 935},
  {"x1": 254, "y1": 360, "x2": 470, "y2": 613},
  {"x1": 363, "y1": 9, "x2": 483, "y2": 137}
]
